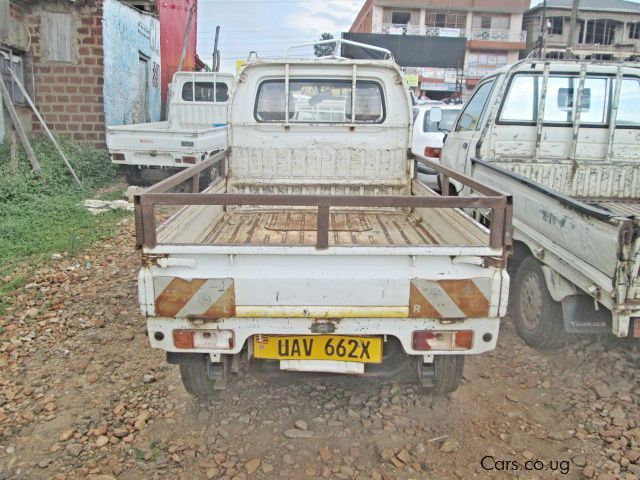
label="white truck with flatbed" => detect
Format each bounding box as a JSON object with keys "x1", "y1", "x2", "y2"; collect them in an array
[
  {"x1": 441, "y1": 59, "x2": 640, "y2": 346},
  {"x1": 107, "y1": 71, "x2": 234, "y2": 186},
  {"x1": 133, "y1": 41, "x2": 512, "y2": 398}
]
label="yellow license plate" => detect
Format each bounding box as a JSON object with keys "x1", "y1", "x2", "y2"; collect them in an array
[{"x1": 253, "y1": 335, "x2": 382, "y2": 364}]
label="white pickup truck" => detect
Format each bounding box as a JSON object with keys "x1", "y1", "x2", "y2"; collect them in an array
[
  {"x1": 441, "y1": 60, "x2": 640, "y2": 347},
  {"x1": 107, "y1": 71, "x2": 234, "y2": 186},
  {"x1": 133, "y1": 41, "x2": 511, "y2": 398}
]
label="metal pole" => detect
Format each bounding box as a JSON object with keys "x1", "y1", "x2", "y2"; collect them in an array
[
  {"x1": 176, "y1": 2, "x2": 196, "y2": 73},
  {"x1": 538, "y1": 0, "x2": 547, "y2": 59},
  {"x1": 8, "y1": 68, "x2": 82, "y2": 186},
  {"x1": 566, "y1": 0, "x2": 580, "y2": 59},
  {"x1": 212, "y1": 25, "x2": 220, "y2": 72}
]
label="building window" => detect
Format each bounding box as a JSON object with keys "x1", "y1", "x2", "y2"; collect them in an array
[
  {"x1": 548, "y1": 17, "x2": 563, "y2": 35},
  {"x1": 425, "y1": 12, "x2": 466, "y2": 29},
  {"x1": 391, "y1": 11, "x2": 411, "y2": 25},
  {"x1": 579, "y1": 19, "x2": 615, "y2": 45},
  {"x1": 629, "y1": 22, "x2": 640, "y2": 40},
  {"x1": 473, "y1": 14, "x2": 510, "y2": 31},
  {"x1": 546, "y1": 51, "x2": 565, "y2": 59},
  {"x1": 43, "y1": 12, "x2": 74, "y2": 62},
  {"x1": 0, "y1": 49, "x2": 26, "y2": 105}
]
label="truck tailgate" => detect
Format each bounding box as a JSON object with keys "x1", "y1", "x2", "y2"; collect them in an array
[{"x1": 107, "y1": 123, "x2": 226, "y2": 154}]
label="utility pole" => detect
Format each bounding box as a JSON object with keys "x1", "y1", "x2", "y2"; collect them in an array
[
  {"x1": 176, "y1": 2, "x2": 196, "y2": 73},
  {"x1": 212, "y1": 25, "x2": 220, "y2": 72},
  {"x1": 566, "y1": 0, "x2": 580, "y2": 59},
  {"x1": 538, "y1": 0, "x2": 547, "y2": 59}
]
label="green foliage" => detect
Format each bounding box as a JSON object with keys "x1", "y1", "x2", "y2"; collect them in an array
[
  {"x1": 0, "y1": 136, "x2": 126, "y2": 269},
  {"x1": 314, "y1": 33, "x2": 336, "y2": 57}
]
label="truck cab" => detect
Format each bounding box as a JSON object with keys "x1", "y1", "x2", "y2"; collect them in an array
[{"x1": 441, "y1": 60, "x2": 640, "y2": 345}]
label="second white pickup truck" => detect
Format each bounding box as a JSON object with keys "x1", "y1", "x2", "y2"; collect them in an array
[
  {"x1": 107, "y1": 71, "x2": 234, "y2": 186},
  {"x1": 441, "y1": 59, "x2": 640, "y2": 346}
]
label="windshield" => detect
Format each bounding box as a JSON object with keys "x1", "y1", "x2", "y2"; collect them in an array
[{"x1": 424, "y1": 108, "x2": 460, "y2": 132}]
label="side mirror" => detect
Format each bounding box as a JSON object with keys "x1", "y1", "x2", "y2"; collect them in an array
[{"x1": 429, "y1": 107, "x2": 443, "y2": 123}]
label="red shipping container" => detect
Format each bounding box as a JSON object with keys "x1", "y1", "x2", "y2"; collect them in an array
[{"x1": 158, "y1": 0, "x2": 198, "y2": 103}]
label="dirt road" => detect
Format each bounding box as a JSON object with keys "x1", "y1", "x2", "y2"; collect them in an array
[{"x1": 0, "y1": 220, "x2": 638, "y2": 479}]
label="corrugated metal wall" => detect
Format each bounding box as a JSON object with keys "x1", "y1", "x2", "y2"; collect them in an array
[
  {"x1": 158, "y1": 0, "x2": 197, "y2": 104},
  {"x1": 102, "y1": 0, "x2": 161, "y2": 126}
]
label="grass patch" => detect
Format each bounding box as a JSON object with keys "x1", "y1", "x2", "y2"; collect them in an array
[{"x1": 0, "y1": 136, "x2": 127, "y2": 272}]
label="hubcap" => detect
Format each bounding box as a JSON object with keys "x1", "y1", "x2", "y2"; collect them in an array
[{"x1": 519, "y1": 272, "x2": 543, "y2": 331}]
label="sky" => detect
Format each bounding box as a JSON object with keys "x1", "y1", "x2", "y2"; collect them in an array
[
  {"x1": 196, "y1": 0, "x2": 366, "y2": 73},
  {"x1": 196, "y1": 0, "x2": 640, "y2": 74}
]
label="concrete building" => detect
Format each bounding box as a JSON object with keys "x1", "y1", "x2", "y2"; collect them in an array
[
  {"x1": 523, "y1": 0, "x2": 640, "y2": 60},
  {"x1": 350, "y1": 0, "x2": 530, "y2": 98}
]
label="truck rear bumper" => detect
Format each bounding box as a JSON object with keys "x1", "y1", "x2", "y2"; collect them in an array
[{"x1": 146, "y1": 316, "x2": 500, "y2": 362}]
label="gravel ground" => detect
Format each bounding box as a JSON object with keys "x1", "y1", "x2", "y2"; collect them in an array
[{"x1": 0, "y1": 219, "x2": 638, "y2": 479}]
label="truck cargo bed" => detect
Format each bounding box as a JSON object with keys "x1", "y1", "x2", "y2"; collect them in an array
[{"x1": 179, "y1": 208, "x2": 489, "y2": 247}]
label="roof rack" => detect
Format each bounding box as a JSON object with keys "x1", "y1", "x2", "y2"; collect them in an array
[{"x1": 284, "y1": 39, "x2": 394, "y2": 61}]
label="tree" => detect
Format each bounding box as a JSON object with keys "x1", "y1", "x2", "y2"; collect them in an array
[{"x1": 314, "y1": 33, "x2": 336, "y2": 57}]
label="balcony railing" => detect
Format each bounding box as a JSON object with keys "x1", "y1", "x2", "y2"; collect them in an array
[
  {"x1": 469, "y1": 28, "x2": 527, "y2": 43},
  {"x1": 464, "y1": 67, "x2": 495, "y2": 79},
  {"x1": 373, "y1": 24, "x2": 527, "y2": 43},
  {"x1": 572, "y1": 42, "x2": 639, "y2": 52},
  {"x1": 374, "y1": 24, "x2": 466, "y2": 37},
  {"x1": 374, "y1": 23, "x2": 422, "y2": 35},
  {"x1": 424, "y1": 26, "x2": 466, "y2": 38}
]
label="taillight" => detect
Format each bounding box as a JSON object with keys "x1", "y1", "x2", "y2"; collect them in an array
[
  {"x1": 172, "y1": 330, "x2": 234, "y2": 349},
  {"x1": 412, "y1": 330, "x2": 474, "y2": 351},
  {"x1": 413, "y1": 331, "x2": 435, "y2": 350},
  {"x1": 424, "y1": 147, "x2": 441, "y2": 158},
  {"x1": 182, "y1": 156, "x2": 197, "y2": 164},
  {"x1": 112, "y1": 153, "x2": 125, "y2": 161},
  {"x1": 454, "y1": 330, "x2": 474, "y2": 349}
]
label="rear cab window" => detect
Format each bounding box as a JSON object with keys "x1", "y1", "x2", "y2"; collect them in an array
[
  {"x1": 182, "y1": 81, "x2": 229, "y2": 103},
  {"x1": 499, "y1": 72, "x2": 640, "y2": 127},
  {"x1": 254, "y1": 79, "x2": 385, "y2": 123}
]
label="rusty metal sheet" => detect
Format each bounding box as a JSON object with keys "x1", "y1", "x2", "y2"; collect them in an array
[
  {"x1": 409, "y1": 278, "x2": 491, "y2": 318},
  {"x1": 154, "y1": 277, "x2": 235, "y2": 318}
]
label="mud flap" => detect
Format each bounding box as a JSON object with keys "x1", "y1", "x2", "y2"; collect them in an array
[{"x1": 561, "y1": 295, "x2": 611, "y2": 333}]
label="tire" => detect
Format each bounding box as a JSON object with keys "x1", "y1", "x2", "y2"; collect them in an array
[
  {"x1": 419, "y1": 355, "x2": 465, "y2": 396},
  {"x1": 123, "y1": 166, "x2": 144, "y2": 186},
  {"x1": 179, "y1": 357, "x2": 219, "y2": 400},
  {"x1": 513, "y1": 256, "x2": 568, "y2": 349},
  {"x1": 199, "y1": 167, "x2": 212, "y2": 190},
  {"x1": 437, "y1": 175, "x2": 459, "y2": 196}
]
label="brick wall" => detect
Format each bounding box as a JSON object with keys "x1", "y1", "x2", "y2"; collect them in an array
[
  {"x1": 25, "y1": 0, "x2": 106, "y2": 146},
  {"x1": 9, "y1": 1, "x2": 24, "y2": 21}
]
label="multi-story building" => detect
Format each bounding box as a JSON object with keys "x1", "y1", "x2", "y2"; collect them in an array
[
  {"x1": 349, "y1": 0, "x2": 530, "y2": 98},
  {"x1": 523, "y1": 0, "x2": 640, "y2": 61}
]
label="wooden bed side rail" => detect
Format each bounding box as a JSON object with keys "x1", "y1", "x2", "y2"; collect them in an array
[{"x1": 135, "y1": 152, "x2": 512, "y2": 252}]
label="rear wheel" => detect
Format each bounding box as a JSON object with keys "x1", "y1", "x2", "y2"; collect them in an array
[
  {"x1": 417, "y1": 355, "x2": 464, "y2": 395},
  {"x1": 179, "y1": 357, "x2": 219, "y2": 400},
  {"x1": 513, "y1": 256, "x2": 568, "y2": 349}
]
